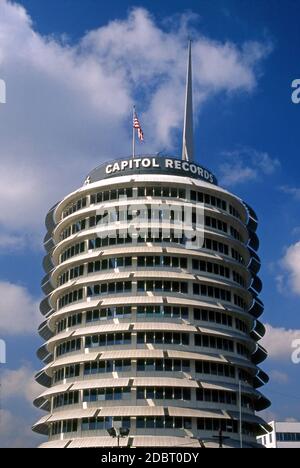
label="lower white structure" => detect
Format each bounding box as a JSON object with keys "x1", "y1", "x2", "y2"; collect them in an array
[{"x1": 257, "y1": 421, "x2": 300, "y2": 448}]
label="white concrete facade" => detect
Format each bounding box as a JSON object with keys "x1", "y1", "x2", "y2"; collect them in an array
[
  {"x1": 257, "y1": 421, "x2": 300, "y2": 448},
  {"x1": 33, "y1": 158, "x2": 270, "y2": 448}
]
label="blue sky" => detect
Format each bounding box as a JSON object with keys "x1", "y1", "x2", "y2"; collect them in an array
[{"x1": 0, "y1": 0, "x2": 300, "y2": 447}]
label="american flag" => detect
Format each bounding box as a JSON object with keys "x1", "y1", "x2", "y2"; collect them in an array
[{"x1": 133, "y1": 110, "x2": 144, "y2": 142}]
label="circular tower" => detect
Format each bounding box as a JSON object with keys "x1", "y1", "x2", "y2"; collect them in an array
[{"x1": 33, "y1": 156, "x2": 270, "y2": 448}]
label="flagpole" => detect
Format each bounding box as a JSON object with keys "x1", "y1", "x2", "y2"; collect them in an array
[{"x1": 132, "y1": 106, "x2": 136, "y2": 159}]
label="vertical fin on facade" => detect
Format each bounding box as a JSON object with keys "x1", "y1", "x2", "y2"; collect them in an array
[{"x1": 182, "y1": 40, "x2": 194, "y2": 162}]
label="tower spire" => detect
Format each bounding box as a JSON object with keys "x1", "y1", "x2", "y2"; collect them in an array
[{"x1": 182, "y1": 40, "x2": 194, "y2": 162}]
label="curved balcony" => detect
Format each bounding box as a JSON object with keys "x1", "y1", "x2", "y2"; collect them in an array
[
  {"x1": 38, "y1": 320, "x2": 54, "y2": 341},
  {"x1": 41, "y1": 273, "x2": 54, "y2": 296},
  {"x1": 35, "y1": 369, "x2": 52, "y2": 388},
  {"x1": 45, "y1": 203, "x2": 58, "y2": 232},
  {"x1": 248, "y1": 231, "x2": 259, "y2": 252},
  {"x1": 251, "y1": 344, "x2": 268, "y2": 365},
  {"x1": 247, "y1": 248, "x2": 261, "y2": 276},
  {"x1": 243, "y1": 202, "x2": 258, "y2": 233},
  {"x1": 250, "y1": 321, "x2": 266, "y2": 342},
  {"x1": 43, "y1": 253, "x2": 54, "y2": 275},
  {"x1": 248, "y1": 297, "x2": 264, "y2": 319},
  {"x1": 248, "y1": 275, "x2": 263, "y2": 296},
  {"x1": 40, "y1": 297, "x2": 52, "y2": 317},
  {"x1": 43, "y1": 232, "x2": 55, "y2": 253}
]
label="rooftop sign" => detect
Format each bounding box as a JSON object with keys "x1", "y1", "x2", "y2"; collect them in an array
[{"x1": 86, "y1": 156, "x2": 218, "y2": 185}]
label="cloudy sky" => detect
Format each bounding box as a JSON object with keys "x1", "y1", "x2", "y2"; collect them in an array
[{"x1": 0, "y1": 0, "x2": 300, "y2": 447}]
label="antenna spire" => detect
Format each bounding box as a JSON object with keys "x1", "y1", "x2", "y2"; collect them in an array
[{"x1": 182, "y1": 40, "x2": 194, "y2": 162}]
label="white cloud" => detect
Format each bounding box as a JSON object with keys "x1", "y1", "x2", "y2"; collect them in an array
[
  {"x1": 280, "y1": 186, "x2": 300, "y2": 200},
  {"x1": 1, "y1": 365, "x2": 41, "y2": 402},
  {"x1": 260, "y1": 409, "x2": 279, "y2": 425},
  {"x1": 269, "y1": 370, "x2": 289, "y2": 384},
  {"x1": 0, "y1": 409, "x2": 16, "y2": 437},
  {"x1": 219, "y1": 162, "x2": 257, "y2": 186},
  {"x1": 0, "y1": 409, "x2": 42, "y2": 448},
  {"x1": 279, "y1": 242, "x2": 300, "y2": 295},
  {"x1": 260, "y1": 410, "x2": 300, "y2": 426},
  {"x1": 262, "y1": 324, "x2": 300, "y2": 361},
  {"x1": 0, "y1": 281, "x2": 40, "y2": 335},
  {"x1": 285, "y1": 417, "x2": 298, "y2": 423},
  {"x1": 0, "y1": 2, "x2": 271, "y2": 246},
  {"x1": 291, "y1": 226, "x2": 300, "y2": 237},
  {"x1": 0, "y1": 364, "x2": 43, "y2": 448},
  {"x1": 276, "y1": 273, "x2": 285, "y2": 295},
  {"x1": 0, "y1": 232, "x2": 26, "y2": 251},
  {"x1": 219, "y1": 147, "x2": 280, "y2": 186}
]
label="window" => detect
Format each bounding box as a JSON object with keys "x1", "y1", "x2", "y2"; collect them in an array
[
  {"x1": 60, "y1": 242, "x2": 85, "y2": 264},
  {"x1": 193, "y1": 308, "x2": 236, "y2": 329},
  {"x1": 58, "y1": 265, "x2": 84, "y2": 286},
  {"x1": 236, "y1": 318, "x2": 248, "y2": 333},
  {"x1": 197, "y1": 419, "x2": 240, "y2": 434},
  {"x1": 137, "y1": 359, "x2": 190, "y2": 373},
  {"x1": 58, "y1": 289, "x2": 83, "y2": 309},
  {"x1": 231, "y1": 226, "x2": 243, "y2": 242},
  {"x1": 137, "y1": 280, "x2": 188, "y2": 294},
  {"x1": 90, "y1": 188, "x2": 133, "y2": 205},
  {"x1": 63, "y1": 197, "x2": 87, "y2": 219},
  {"x1": 196, "y1": 389, "x2": 237, "y2": 405},
  {"x1": 87, "y1": 282, "x2": 132, "y2": 298},
  {"x1": 82, "y1": 417, "x2": 130, "y2": 432},
  {"x1": 86, "y1": 307, "x2": 132, "y2": 323},
  {"x1": 193, "y1": 284, "x2": 232, "y2": 303},
  {"x1": 88, "y1": 257, "x2": 132, "y2": 274},
  {"x1": 88, "y1": 233, "x2": 133, "y2": 251},
  {"x1": 236, "y1": 343, "x2": 249, "y2": 357},
  {"x1": 85, "y1": 333, "x2": 131, "y2": 349},
  {"x1": 192, "y1": 259, "x2": 231, "y2": 281},
  {"x1": 229, "y1": 205, "x2": 242, "y2": 220},
  {"x1": 276, "y1": 432, "x2": 300, "y2": 442},
  {"x1": 53, "y1": 364, "x2": 80, "y2": 383},
  {"x1": 234, "y1": 294, "x2": 247, "y2": 310},
  {"x1": 137, "y1": 332, "x2": 189, "y2": 346},
  {"x1": 203, "y1": 238, "x2": 230, "y2": 257},
  {"x1": 56, "y1": 339, "x2": 81, "y2": 357},
  {"x1": 84, "y1": 359, "x2": 131, "y2": 375},
  {"x1": 57, "y1": 313, "x2": 82, "y2": 333},
  {"x1": 137, "y1": 255, "x2": 187, "y2": 269},
  {"x1": 137, "y1": 186, "x2": 186, "y2": 200},
  {"x1": 83, "y1": 387, "x2": 131, "y2": 402},
  {"x1": 195, "y1": 361, "x2": 235, "y2": 378},
  {"x1": 53, "y1": 391, "x2": 79, "y2": 408},
  {"x1": 190, "y1": 191, "x2": 227, "y2": 211},
  {"x1": 136, "y1": 417, "x2": 192, "y2": 429},
  {"x1": 232, "y1": 248, "x2": 245, "y2": 264},
  {"x1": 61, "y1": 218, "x2": 86, "y2": 240},
  {"x1": 205, "y1": 216, "x2": 227, "y2": 233},
  {"x1": 53, "y1": 420, "x2": 77, "y2": 435}
]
